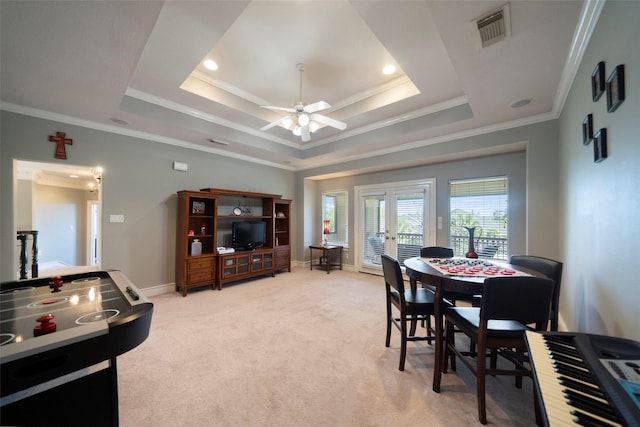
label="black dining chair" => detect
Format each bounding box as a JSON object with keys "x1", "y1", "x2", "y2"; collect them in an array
[
  {"x1": 509, "y1": 255, "x2": 563, "y2": 331},
  {"x1": 419, "y1": 246, "x2": 453, "y2": 258},
  {"x1": 419, "y1": 245, "x2": 478, "y2": 353},
  {"x1": 442, "y1": 276, "x2": 555, "y2": 424},
  {"x1": 420, "y1": 246, "x2": 475, "y2": 306},
  {"x1": 382, "y1": 254, "x2": 437, "y2": 371}
]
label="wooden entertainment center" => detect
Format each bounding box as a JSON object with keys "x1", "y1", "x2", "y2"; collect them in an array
[{"x1": 175, "y1": 188, "x2": 291, "y2": 296}]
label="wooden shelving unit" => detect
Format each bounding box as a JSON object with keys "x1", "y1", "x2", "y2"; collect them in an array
[
  {"x1": 175, "y1": 191, "x2": 217, "y2": 296},
  {"x1": 273, "y1": 198, "x2": 291, "y2": 273},
  {"x1": 199, "y1": 188, "x2": 291, "y2": 290}
]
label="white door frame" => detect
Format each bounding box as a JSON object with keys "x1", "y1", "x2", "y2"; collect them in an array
[
  {"x1": 354, "y1": 178, "x2": 436, "y2": 275},
  {"x1": 86, "y1": 200, "x2": 101, "y2": 266}
]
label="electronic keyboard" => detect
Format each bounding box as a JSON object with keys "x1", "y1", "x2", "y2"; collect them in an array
[{"x1": 526, "y1": 331, "x2": 640, "y2": 426}]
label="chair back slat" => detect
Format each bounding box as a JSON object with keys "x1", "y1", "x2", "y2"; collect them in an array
[
  {"x1": 381, "y1": 254, "x2": 405, "y2": 295},
  {"x1": 480, "y1": 277, "x2": 554, "y2": 324},
  {"x1": 420, "y1": 246, "x2": 454, "y2": 258}
]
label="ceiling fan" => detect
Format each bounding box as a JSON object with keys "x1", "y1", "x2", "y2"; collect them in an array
[{"x1": 260, "y1": 63, "x2": 347, "y2": 142}]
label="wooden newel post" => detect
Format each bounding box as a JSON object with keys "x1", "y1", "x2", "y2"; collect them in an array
[
  {"x1": 31, "y1": 230, "x2": 39, "y2": 278},
  {"x1": 17, "y1": 233, "x2": 28, "y2": 280},
  {"x1": 16, "y1": 230, "x2": 39, "y2": 279}
]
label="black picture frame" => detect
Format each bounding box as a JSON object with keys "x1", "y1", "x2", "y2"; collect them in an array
[
  {"x1": 582, "y1": 114, "x2": 593, "y2": 145},
  {"x1": 606, "y1": 64, "x2": 625, "y2": 113},
  {"x1": 593, "y1": 128, "x2": 607, "y2": 163},
  {"x1": 591, "y1": 61, "x2": 605, "y2": 101}
]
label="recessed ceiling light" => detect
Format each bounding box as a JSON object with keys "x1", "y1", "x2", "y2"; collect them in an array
[
  {"x1": 204, "y1": 60, "x2": 218, "y2": 71},
  {"x1": 382, "y1": 64, "x2": 396, "y2": 75},
  {"x1": 69, "y1": 174, "x2": 79, "y2": 178},
  {"x1": 509, "y1": 99, "x2": 531, "y2": 108}
]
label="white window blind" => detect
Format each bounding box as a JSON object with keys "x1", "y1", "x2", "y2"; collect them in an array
[
  {"x1": 449, "y1": 176, "x2": 508, "y2": 260},
  {"x1": 395, "y1": 191, "x2": 425, "y2": 263}
]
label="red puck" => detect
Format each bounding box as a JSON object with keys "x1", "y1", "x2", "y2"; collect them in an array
[{"x1": 34, "y1": 314, "x2": 57, "y2": 336}]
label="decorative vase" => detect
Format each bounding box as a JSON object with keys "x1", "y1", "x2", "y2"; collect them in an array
[{"x1": 464, "y1": 226, "x2": 478, "y2": 258}]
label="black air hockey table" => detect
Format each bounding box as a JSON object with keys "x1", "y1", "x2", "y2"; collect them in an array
[{"x1": 0, "y1": 270, "x2": 153, "y2": 427}]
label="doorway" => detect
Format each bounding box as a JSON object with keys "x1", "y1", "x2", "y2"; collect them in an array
[
  {"x1": 15, "y1": 160, "x2": 102, "y2": 277},
  {"x1": 87, "y1": 200, "x2": 100, "y2": 266},
  {"x1": 355, "y1": 179, "x2": 436, "y2": 275}
]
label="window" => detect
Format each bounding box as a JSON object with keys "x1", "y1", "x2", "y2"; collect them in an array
[
  {"x1": 323, "y1": 194, "x2": 337, "y2": 233},
  {"x1": 323, "y1": 191, "x2": 348, "y2": 245},
  {"x1": 449, "y1": 177, "x2": 508, "y2": 260}
]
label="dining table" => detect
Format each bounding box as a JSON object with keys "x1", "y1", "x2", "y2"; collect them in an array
[{"x1": 403, "y1": 256, "x2": 544, "y2": 393}]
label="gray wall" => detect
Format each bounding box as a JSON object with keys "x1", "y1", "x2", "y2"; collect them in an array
[
  {"x1": 1, "y1": 111, "x2": 295, "y2": 288},
  {"x1": 558, "y1": 1, "x2": 640, "y2": 341},
  {"x1": 305, "y1": 151, "x2": 526, "y2": 265},
  {"x1": 294, "y1": 120, "x2": 560, "y2": 265},
  {"x1": 33, "y1": 183, "x2": 89, "y2": 266}
]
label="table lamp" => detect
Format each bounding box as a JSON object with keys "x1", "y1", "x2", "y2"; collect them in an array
[{"x1": 323, "y1": 220, "x2": 330, "y2": 246}]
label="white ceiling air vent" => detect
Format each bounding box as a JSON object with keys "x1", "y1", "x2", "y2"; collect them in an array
[{"x1": 475, "y1": 3, "x2": 511, "y2": 48}]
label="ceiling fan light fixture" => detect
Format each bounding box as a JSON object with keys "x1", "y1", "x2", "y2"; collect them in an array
[
  {"x1": 298, "y1": 113, "x2": 310, "y2": 126},
  {"x1": 260, "y1": 63, "x2": 346, "y2": 142},
  {"x1": 281, "y1": 117, "x2": 293, "y2": 129}
]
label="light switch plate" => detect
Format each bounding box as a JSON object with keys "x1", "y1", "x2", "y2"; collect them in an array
[{"x1": 110, "y1": 214, "x2": 125, "y2": 223}]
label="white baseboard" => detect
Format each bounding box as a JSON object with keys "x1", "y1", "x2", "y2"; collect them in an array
[{"x1": 141, "y1": 282, "x2": 175, "y2": 297}]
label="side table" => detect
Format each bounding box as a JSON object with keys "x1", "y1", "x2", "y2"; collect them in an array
[{"x1": 309, "y1": 244, "x2": 343, "y2": 274}]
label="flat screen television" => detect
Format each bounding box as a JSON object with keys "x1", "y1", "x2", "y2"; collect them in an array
[{"x1": 232, "y1": 221, "x2": 266, "y2": 251}]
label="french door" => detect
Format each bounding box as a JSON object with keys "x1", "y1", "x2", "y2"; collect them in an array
[{"x1": 355, "y1": 179, "x2": 436, "y2": 275}]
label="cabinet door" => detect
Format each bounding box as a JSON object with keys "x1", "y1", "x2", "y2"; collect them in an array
[
  {"x1": 275, "y1": 247, "x2": 290, "y2": 270},
  {"x1": 222, "y1": 256, "x2": 237, "y2": 277},
  {"x1": 263, "y1": 252, "x2": 273, "y2": 270}
]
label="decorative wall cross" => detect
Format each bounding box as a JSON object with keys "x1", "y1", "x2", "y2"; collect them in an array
[{"x1": 48, "y1": 132, "x2": 73, "y2": 159}]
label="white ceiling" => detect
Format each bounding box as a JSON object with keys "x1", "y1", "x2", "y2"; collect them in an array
[{"x1": 1, "y1": 1, "x2": 590, "y2": 174}]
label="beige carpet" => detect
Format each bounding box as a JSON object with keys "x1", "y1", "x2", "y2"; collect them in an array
[{"x1": 117, "y1": 267, "x2": 537, "y2": 426}]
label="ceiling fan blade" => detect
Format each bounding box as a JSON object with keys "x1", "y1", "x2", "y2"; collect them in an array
[
  {"x1": 260, "y1": 115, "x2": 293, "y2": 131},
  {"x1": 310, "y1": 113, "x2": 347, "y2": 131},
  {"x1": 303, "y1": 101, "x2": 331, "y2": 114},
  {"x1": 260, "y1": 105, "x2": 296, "y2": 113},
  {"x1": 301, "y1": 125, "x2": 311, "y2": 142}
]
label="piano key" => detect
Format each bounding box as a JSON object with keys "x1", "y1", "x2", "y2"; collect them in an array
[
  {"x1": 549, "y1": 352, "x2": 589, "y2": 369},
  {"x1": 546, "y1": 341, "x2": 583, "y2": 358},
  {"x1": 554, "y1": 360, "x2": 598, "y2": 383},
  {"x1": 563, "y1": 389, "x2": 619, "y2": 422},
  {"x1": 571, "y1": 410, "x2": 621, "y2": 427},
  {"x1": 559, "y1": 376, "x2": 607, "y2": 398}
]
